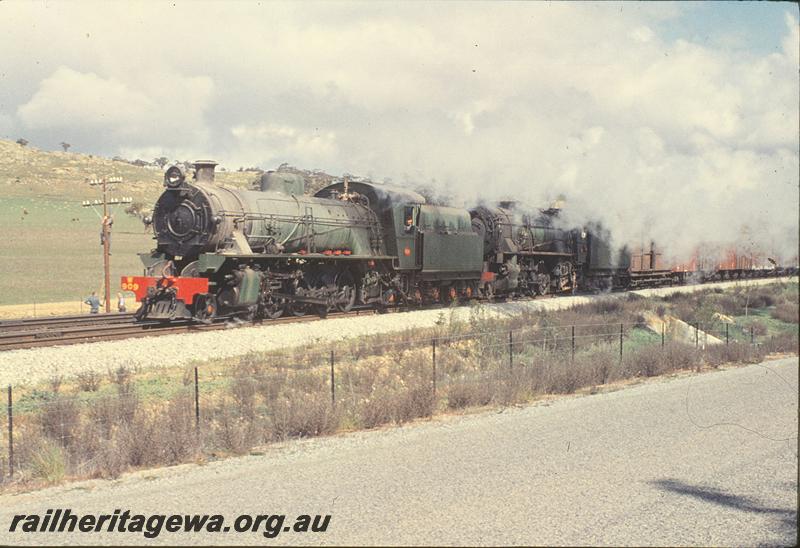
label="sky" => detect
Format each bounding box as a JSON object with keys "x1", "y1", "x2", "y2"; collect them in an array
[{"x1": 0, "y1": 1, "x2": 798, "y2": 260}]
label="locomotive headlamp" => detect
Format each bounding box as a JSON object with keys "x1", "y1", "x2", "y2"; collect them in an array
[{"x1": 164, "y1": 165, "x2": 186, "y2": 188}]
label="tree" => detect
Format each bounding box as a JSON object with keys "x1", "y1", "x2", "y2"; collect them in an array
[
  {"x1": 153, "y1": 157, "x2": 169, "y2": 168},
  {"x1": 60, "y1": 141, "x2": 71, "y2": 152},
  {"x1": 16, "y1": 138, "x2": 28, "y2": 147},
  {"x1": 124, "y1": 201, "x2": 151, "y2": 221}
]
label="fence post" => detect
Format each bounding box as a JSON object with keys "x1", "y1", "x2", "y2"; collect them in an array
[
  {"x1": 726, "y1": 323, "x2": 729, "y2": 345},
  {"x1": 661, "y1": 322, "x2": 665, "y2": 348},
  {"x1": 330, "y1": 350, "x2": 336, "y2": 407},
  {"x1": 193, "y1": 367, "x2": 200, "y2": 432},
  {"x1": 432, "y1": 338, "x2": 437, "y2": 398},
  {"x1": 7, "y1": 385, "x2": 12, "y2": 478},
  {"x1": 508, "y1": 330, "x2": 513, "y2": 370},
  {"x1": 750, "y1": 325, "x2": 754, "y2": 345},
  {"x1": 619, "y1": 323, "x2": 623, "y2": 362},
  {"x1": 571, "y1": 325, "x2": 575, "y2": 362},
  {"x1": 695, "y1": 323, "x2": 699, "y2": 348}
]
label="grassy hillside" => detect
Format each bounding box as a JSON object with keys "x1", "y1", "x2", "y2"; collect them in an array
[
  {"x1": 0, "y1": 139, "x2": 253, "y2": 306},
  {"x1": 0, "y1": 139, "x2": 253, "y2": 202}
]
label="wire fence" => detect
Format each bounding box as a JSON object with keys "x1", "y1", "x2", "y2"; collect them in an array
[{"x1": 1, "y1": 317, "x2": 791, "y2": 483}]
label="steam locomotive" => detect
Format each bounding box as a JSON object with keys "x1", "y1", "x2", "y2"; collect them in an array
[{"x1": 123, "y1": 161, "x2": 793, "y2": 321}]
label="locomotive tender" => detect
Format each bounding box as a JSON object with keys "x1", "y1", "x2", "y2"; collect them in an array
[{"x1": 124, "y1": 161, "x2": 790, "y2": 322}]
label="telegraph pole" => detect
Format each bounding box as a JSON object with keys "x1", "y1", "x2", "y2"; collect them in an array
[{"x1": 83, "y1": 177, "x2": 131, "y2": 313}]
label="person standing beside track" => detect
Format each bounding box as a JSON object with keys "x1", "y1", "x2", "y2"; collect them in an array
[{"x1": 84, "y1": 291, "x2": 101, "y2": 314}]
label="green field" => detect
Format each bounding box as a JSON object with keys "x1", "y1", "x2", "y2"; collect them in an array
[
  {"x1": 0, "y1": 196, "x2": 153, "y2": 305},
  {"x1": 0, "y1": 138, "x2": 256, "y2": 306}
]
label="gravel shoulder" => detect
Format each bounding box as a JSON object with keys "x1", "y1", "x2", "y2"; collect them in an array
[
  {"x1": 0, "y1": 356, "x2": 796, "y2": 546},
  {"x1": 0, "y1": 277, "x2": 794, "y2": 387}
]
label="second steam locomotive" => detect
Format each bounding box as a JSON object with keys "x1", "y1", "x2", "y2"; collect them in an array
[{"x1": 123, "y1": 161, "x2": 791, "y2": 322}]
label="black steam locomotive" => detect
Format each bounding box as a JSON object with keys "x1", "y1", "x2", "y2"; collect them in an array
[{"x1": 123, "y1": 162, "x2": 790, "y2": 322}]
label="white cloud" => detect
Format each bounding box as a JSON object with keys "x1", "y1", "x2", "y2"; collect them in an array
[
  {"x1": 0, "y1": 2, "x2": 797, "y2": 259},
  {"x1": 631, "y1": 26, "x2": 655, "y2": 43},
  {"x1": 229, "y1": 124, "x2": 337, "y2": 168},
  {"x1": 783, "y1": 12, "x2": 800, "y2": 65},
  {"x1": 0, "y1": 113, "x2": 12, "y2": 137},
  {"x1": 17, "y1": 66, "x2": 214, "y2": 148}
]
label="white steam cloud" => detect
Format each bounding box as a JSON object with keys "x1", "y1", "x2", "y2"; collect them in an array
[{"x1": 1, "y1": 2, "x2": 798, "y2": 262}]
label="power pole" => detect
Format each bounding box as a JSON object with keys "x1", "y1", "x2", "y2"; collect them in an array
[{"x1": 82, "y1": 177, "x2": 131, "y2": 313}]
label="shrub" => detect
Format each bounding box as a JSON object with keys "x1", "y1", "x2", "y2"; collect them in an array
[
  {"x1": 619, "y1": 342, "x2": 699, "y2": 378},
  {"x1": 39, "y1": 396, "x2": 80, "y2": 447},
  {"x1": 714, "y1": 295, "x2": 742, "y2": 316},
  {"x1": 89, "y1": 438, "x2": 130, "y2": 479},
  {"x1": 542, "y1": 354, "x2": 587, "y2": 394},
  {"x1": 208, "y1": 400, "x2": 260, "y2": 454},
  {"x1": 271, "y1": 391, "x2": 338, "y2": 439},
  {"x1": 660, "y1": 342, "x2": 699, "y2": 372},
  {"x1": 588, "y1": 350, "x2": 619, "y2": 385},
  {"x1": 749, "y1": 291, "x2": 775, "y2": 309},
  {"x1": 387, "y1": 384, "x2": 435, "y2": 423},
  {"x1": 256, "y1": 370, "x2": 288, "y2": 404},
  {"x1": 760, "y1": 332, "x2": 799, "y2": 354},
  {"x1": 704, "y1": 342, "x2": 763, "y2": 367},
  {"x1": 29, "y1": 440, "x2": 66, "y2": 483},
  {"x1": 590, "y1": 298, "x2": 622, "y2": 315},
  {"x1": 109, "y1": 365, "x2": 133, "y2": 387},
  {"x1": 627, "y1": 346, "x2": 668, "y2": 377},
  {"x1": 771, "y1": 302, "x2": 798, "y2": 324},
  {"x1": 109, "y1": 412, "x2": 161, "y2": 470},
  {"x1": 446, "y1": 377, "x2": 494, "y2": 409},
  {"x1": 49, "y1": 375, "x2": 63, "y2": 394},
  {"x1": 159, "y1": 395, "x2": 200, "y2": 463},
  {"x1": 76, "y1": 370, "x2": 102, "y2": 392},
  {"x1": 230, "y1": 373, "x2": 258, "y2": 420},
  {"x1": 358, "y1": 378, "x2": 434, "y2": 428},
  {"x1": 749, "y1": 320, "x2": 768, "y2": 336}
]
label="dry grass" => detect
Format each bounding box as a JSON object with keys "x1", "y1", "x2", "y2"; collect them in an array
[{"x1": 4, "y1": 289, "x2": 797, "y2": 488}]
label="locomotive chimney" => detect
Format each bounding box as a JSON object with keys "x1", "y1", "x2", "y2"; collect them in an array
[{"x1": 193, "y1": 160, "x2": 218, "y2": 183}]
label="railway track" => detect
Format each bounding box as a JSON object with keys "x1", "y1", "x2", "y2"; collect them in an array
[
  {"x1": 0, "y1": 312, "x2": 135, "y2": 331},
  {"x1": 0, "y1": 307, "x2": 384, "y2": 351},
  {"x1": 1, "y1": 276, "x2": 793, "y2": 352}
]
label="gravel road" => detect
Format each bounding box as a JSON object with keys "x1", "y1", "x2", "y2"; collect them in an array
[
  {"x1": 1, "y1": 356, "x2": 796, "y2": 546},
  {"x1": 0, "y1": 277, "x2": 793, "y2": 387}
]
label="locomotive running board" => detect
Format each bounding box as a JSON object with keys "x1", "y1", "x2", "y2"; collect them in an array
[
  {"x1": 209, "y1": 253, "x2": 396, "y2": 260},
  {"x1": 270, "y1": 293, "x2": 332, "y2": 306},
  {"x1": 512, "y1": 251, "x2": 575, "y2": 257}
]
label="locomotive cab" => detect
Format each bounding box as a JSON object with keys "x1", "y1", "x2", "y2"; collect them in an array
[{"x1": 392, "y1": 204, "x2": 421, "y2": 270}]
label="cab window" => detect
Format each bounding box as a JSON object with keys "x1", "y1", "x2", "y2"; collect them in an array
[{"x1": 403, "y1": 206, "x2": 415, "y2": 232}]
